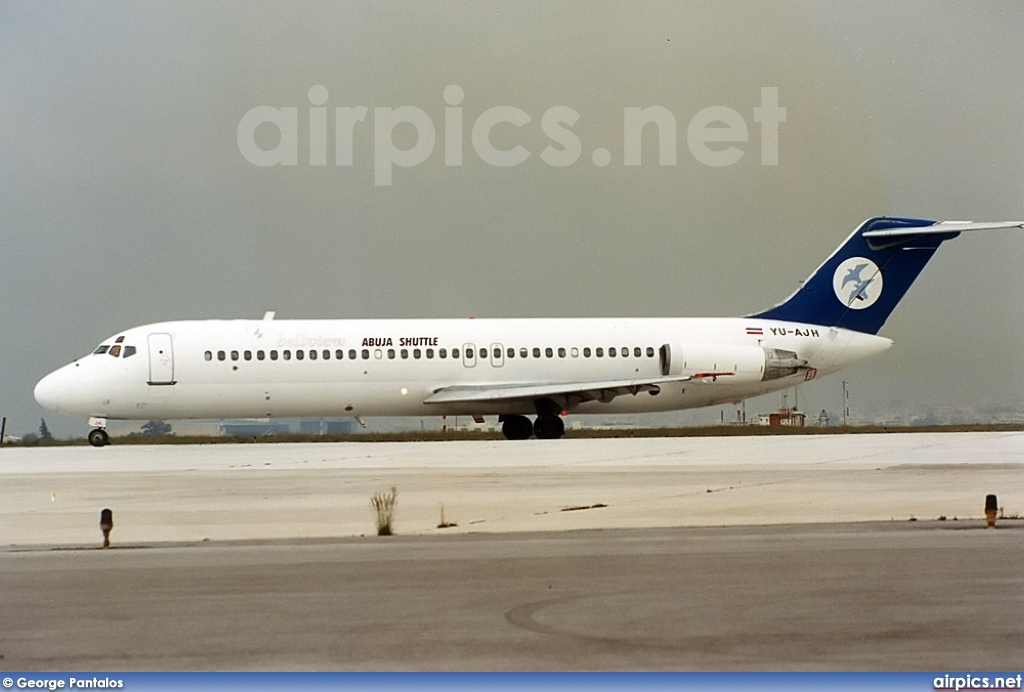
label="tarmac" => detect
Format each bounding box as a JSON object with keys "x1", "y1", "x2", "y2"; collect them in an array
[{"x1": 0, "y1": 432, "x2": 1021, "y2": 670}]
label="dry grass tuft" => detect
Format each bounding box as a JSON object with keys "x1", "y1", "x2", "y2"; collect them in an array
[{"x1": 370, "y1": 486, "x2": 398, "y2": 536}]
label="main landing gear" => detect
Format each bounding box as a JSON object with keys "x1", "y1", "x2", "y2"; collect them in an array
[
  {"x1": 500, "y1": 399, "x2": 567, "y2": 440},
  {"x1": 533, "y1": 414, "x2": 565, "y2": 440},
  {"x1": 500, "y1": 415, "x2": 534, "y2": 440},
  {"x1": 88, "y1": 428, "x2": 110, "y2": 447},
  {"x1": 500, "y1": 415, "x2": 565, "y2": 440}
]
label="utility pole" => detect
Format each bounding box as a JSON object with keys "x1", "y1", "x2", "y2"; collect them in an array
[{"x1": 842, "y1": 380, "x2": 850, "y2": 426}]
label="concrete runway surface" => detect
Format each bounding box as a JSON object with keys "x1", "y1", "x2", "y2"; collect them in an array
[
  {"x1": 0, "y1": 432, "x2": 1021, "y2": 670},
  {"x1": 0, "y1": 432, "x2": 1021, "y2": 543}
]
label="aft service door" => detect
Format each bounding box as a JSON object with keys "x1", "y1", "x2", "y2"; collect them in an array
[{"x1": 147, "y1": 333, "x2": 176, "y2": 385}]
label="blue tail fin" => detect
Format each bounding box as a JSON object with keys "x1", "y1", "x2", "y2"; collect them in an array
[{"x1": 750, "y1": 217, "x2": 961, "y2": 334}]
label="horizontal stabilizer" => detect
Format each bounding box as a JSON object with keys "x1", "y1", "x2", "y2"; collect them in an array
[{"x1": 862, "y1": 221, "x2": 1024, "y2": 238}]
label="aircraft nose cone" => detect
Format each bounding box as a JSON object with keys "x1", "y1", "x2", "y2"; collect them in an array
[{"x1": 34, "y1": 371, "x2": 63, "y2": 413}]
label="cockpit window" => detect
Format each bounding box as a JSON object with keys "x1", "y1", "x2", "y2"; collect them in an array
[
  {"x1": 93, "y1": 345, "x2": 110, "y2": 355},
  {"x1": 115, "y1": 336, "x2": 125, "y2": 344},
  {"x1": 123, "y1": 345, "x2": 137, "y2": 358},
  {"x1": 109, "y1": 345, "x2": 122, "y2": 357}
]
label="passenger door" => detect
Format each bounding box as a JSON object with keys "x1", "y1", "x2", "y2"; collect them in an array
[{"x1": 147, "y1": 333, "x2": 176, "y2": 385}]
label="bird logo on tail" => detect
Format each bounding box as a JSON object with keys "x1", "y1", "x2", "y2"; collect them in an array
[{"x1": 833, "y1": 257, "x2": 882, "y2": 309}]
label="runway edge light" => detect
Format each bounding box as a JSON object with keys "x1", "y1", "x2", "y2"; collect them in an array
[
  {"x1": 100, "y1": 508, "x2": 114, "y2": 548},
  {"x1": 984, "y1": 494, "x2": 998, "y2": 529}
]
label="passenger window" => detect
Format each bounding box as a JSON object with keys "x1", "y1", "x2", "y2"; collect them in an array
[
  {"x1": 439, "y1": 348, "x2": 447, "y2": 359},
  {"x1": 93, "y1": 345, "x2": 110, "y2": 354},
  {"x1": 426, "y1": 348, "x2": 434, "y2": 359},
  {"x1": 374, "y1": 349, "x2": 382, "y2": 360},
  {"x1": 533, "y1": 347, "x2": 541, "y2": 358},
  {"x1": 492, "y1": 347, "x2": 500, "y2": 359},
  {"x1": 558, "y1": 347, "x2": 566, "y2": 358},
  {"x1": 244, "y1": 350, "x2": 252, "y2": 361},
  {"x1": 349, "y1": 349, "x2": 358, "y2": 360},
  {"x1": 335, "y1": 349, "x2": 343, "y2": 360},
  {"x1": 414, "y1": 349, "x2": 422, "y2": 359},
  {"x1": 296, "y1": 350, "x2": 304, "y2": 360},
  {"x1": 507, "y1": 348, "x2": 514, "y2": 358},
  {"x1": 361, "y1": 349, "x2": 369, "y2": 359},
  {"x1": 570, "y1": 347, "x2": 579, "y2": 358},
  {"x1": 401, "y1": 349, "x2": 409, "y2": 359},
  {"x1": 479, "y1": 348, "x2": 487, "y2": 359},
  {"x1": 204, "y1": 351, "x2": 213, "y2": 361},
  {"x1": 123, "y1": 345, "x2": 136, "y2": 358},
  {"x1": 634, "y1": 347, "x2": 641, "y2": 357},
  {"x1": 583, "y1": 347, "x2": 591, "y2": 357},
  {"x1": 609, "y1": 347, "x2": 616, "y2": 358},
  {"x1": 545, "y1": 348, "x2": 553, "y2": 358},
  {"x1": 323, "y1": 350, "x2": 330, "y2": 360},
  {"x1": 270, "y1": 350, "x2": 278, "y2": 361},
  {"x1": 646, "y1": 346, "x2": 655, "y2": 357},
  {"x1": 309, "y1": 350, "x2": 317, "y2": 360},
  {"x1": 257, "y1": 350, "x2": 265, "y2": 361},
  {"x1": 596, "y1": 347, "x2": 603, "y2": 357},
  {"x1": 520, "y1": 347, "x2": 528, "y2": 358},
  {"x1": 388, "y1": 349, "x2": 396, "y2": 359},
  {"x1": 622, "y1": 347, "x2": 629, "y2": 357},
  {"x1": 231, "y1": 350, "x2": 239, "y2": 361},
  {"x1": 452, "y1": 348, "x2": 460, "y2": 359},
  {"x1": 283, "y1": 350, "x2": 291, "y2": 361},
  {"x1": 108, "y1": 345, "x2": 121, "y2": 357},
  {"x1": 218, "y1": 351, "x2": 227, "y2": 361}
]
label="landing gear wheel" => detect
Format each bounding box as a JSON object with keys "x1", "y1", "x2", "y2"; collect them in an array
[
  {"x1": 533, "y1": 415, "x2": 565, "y2": 440},
  {"x1": 501, "y1": 415, "x2": 534, "y2": 440},
  {"x1": 88, "y1": 428, "x2": 110, "y2": 447}
]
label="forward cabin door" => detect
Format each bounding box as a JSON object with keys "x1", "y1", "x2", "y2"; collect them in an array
[{"x1": 147, "y1": 333, "x2": 176, "y2": 385}]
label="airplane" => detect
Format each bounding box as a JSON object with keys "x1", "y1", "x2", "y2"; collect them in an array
[{"x1": 34, "y1": 216, "x2": 1022, "y2": 447}]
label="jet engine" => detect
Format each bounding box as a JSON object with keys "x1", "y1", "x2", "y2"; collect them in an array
[{"x1": 660, "y1": 343, "x2": 806, "y2": 382}]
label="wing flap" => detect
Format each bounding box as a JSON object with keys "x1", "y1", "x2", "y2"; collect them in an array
[{"x1": 423, "y1": 373, "x2": 726, "y2": 408}]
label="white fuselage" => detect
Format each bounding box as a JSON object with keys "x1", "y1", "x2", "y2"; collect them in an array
[{"x1": 34, "y1": 317, "x2": 891, "y2": 422}]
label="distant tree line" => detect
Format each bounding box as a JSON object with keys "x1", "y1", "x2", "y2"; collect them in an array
[{"x1": 127, "y1": 420, "x2": 174, "y2": 437}]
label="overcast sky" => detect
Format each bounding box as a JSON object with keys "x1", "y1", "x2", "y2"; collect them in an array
[{"x1": 1, "y1": 1, "x2": 1021, "y2": 437}]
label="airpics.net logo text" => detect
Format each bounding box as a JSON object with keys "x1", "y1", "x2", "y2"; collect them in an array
[{"x1": 236, "y1": 85, "x2": 786, "y2": 185}]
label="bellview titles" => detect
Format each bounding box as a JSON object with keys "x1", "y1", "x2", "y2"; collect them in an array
[{"x1": 34, "y1": 216, "x2": 1023, "y2": 446}]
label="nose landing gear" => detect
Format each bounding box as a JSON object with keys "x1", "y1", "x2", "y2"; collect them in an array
[{"x1": 88, "y1": 428, "x2": 110, "y2": 447}]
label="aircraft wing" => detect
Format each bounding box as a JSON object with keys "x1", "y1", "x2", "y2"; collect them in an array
[
  {"x1": 862, "y1": 221, "x2": 1024, "y2": 238},
  {"x1": 423, "y1": 373, "x2": 731, "y2": 408}
]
